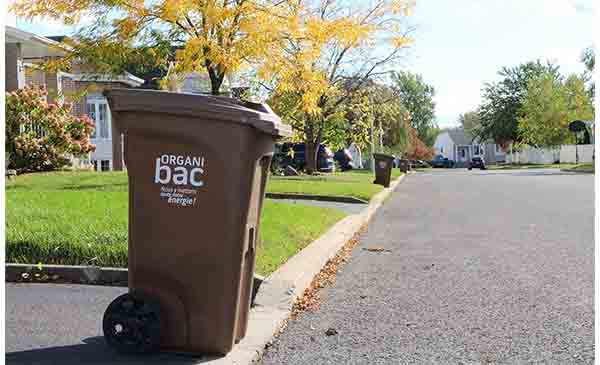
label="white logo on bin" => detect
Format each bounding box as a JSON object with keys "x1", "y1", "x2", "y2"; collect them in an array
[{"x1": 155, "y1": 154, "x2": 205, "y2": 207}]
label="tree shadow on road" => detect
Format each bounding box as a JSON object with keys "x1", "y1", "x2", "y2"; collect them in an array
[{"x1": 6, "y1": 336, "x2": 222, "y2": 365}]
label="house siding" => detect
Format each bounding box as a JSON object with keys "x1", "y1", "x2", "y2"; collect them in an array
[
  {"x1": 65, "y1": 81, "x2": 133, "y2": 170},
  {"x1": 434, "y1": 132, "x2": 455, "y2": 160},
  {"x1": 6, "y1": 43, "x2": 24, "y2": 91}
]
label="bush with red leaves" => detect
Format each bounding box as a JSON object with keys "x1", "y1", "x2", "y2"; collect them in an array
[
  {"x1": 405, "y1": 127, "x2": 435, "y2": 160},
  {"x1": 6, "y1": 86, "x2": 96, "y2": 172}
]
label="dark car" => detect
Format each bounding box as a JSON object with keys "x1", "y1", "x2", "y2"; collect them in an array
[
  {"x1": 274, "y1": 142, "x2": 335, "y2": 172},
  {"x1": 468, "y1": 157, "x2": 486, "y2": 170},
  {"x1": 410, "y1": 159, "x2": 431, "y2": 168},
  {"x1": 334, "y1": 148, "x2": 354, "y2": 171},
  {"x1": 430, "y1": 155, "x2": 455, "y2": 168}
]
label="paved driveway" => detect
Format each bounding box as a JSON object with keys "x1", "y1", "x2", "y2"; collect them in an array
[
  {"x1": 261, "y1": 169, "x2": 594, "y2": 364},
  {"x1": 5, "y1": 284, "x2": 213, "y2": 364}
]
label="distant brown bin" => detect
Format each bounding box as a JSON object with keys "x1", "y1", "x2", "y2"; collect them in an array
[
  {"x1": 399, "y1": 159, "x2": 411, "y2": 173},
  {"x1": 373, "y1": 153, "x2": 395, "y2": 187},
  {"x1": 102, "y1": 89, "x2": 291, "y2": 355}
]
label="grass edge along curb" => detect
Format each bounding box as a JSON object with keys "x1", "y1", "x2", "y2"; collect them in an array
[
  {"x1": 265, "y1": 192, "x2": 368, "y2": 204},
  {"x1": 560, "y1": 168, "x2": 594, "y2": 174}
]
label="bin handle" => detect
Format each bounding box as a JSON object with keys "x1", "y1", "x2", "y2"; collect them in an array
[{"x1": 247, "y1": 227, "x2": 256, "y2": 254}]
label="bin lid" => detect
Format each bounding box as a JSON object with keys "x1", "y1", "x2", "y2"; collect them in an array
[
  {"x1": 372, "y1": 153, "x2": 395, "y2": 161},
  {"x1": 104, "y1": 89, "x2": 292, "y2": 138}
]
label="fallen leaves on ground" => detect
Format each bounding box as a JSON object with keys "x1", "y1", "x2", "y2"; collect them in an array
[
  {"x1": 291, "y1": 224, "x2": 367, "y2": 317},
  {"x1": 364, "y1": 246, "x2": 385, "y2": 252},
  {"x1": 363, "y1": 245, "x2": 391, "y2": 253}
]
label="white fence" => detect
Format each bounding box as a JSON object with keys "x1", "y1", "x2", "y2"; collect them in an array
[
  {"x1": 506, "y1": 144, "x2": 594, "y2": 164},
  {"x1": 559, "y1": 145, "x2": 594, "y2": 163}
]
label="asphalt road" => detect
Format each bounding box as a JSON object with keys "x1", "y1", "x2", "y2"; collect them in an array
[
  {"x1": 5, "y1": 284, "x2": 213, "y2": 364},
  {"x1": 260, "y1": 169, "x2": 594, "y2": 364}
]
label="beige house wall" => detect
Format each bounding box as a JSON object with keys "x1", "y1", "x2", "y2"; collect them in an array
[{"x1": 5, "y1": 43, "x2": 24, "y2": 91}]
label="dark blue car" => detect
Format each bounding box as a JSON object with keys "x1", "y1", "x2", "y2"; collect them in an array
[{"x1": 430, "y1": 155, "x2": 455, "y2": 168}]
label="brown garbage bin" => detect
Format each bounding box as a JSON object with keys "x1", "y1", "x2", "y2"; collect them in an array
[
  {"x1": 372, "y1": 153, "x2": 395, "y2": 187},
  {"x1": 101, "y1": 89, "x2": 291, "y2": 356},
  {"x1": 399, "y1": 159, "x2": 411, "y2": 173}
]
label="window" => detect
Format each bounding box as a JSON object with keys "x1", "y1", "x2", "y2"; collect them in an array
[
  {"x1": 91, "y1": 160, "x2": 98, "y2": 171},
  {"x1": 86, "y1": 103, "x2": 97, "y2": 138},
  {"x1": 100, "y1": 160, "x2": 111, "y2": 171},
  {"x1": 99, "y1": 104, "x2": 109, "y2": 138},
  {"x1": 86, "y1": 97, "x2": 110, "y2": 139},
  {"x1": 495, "y1": 144, "x2": 502, "y2": 154},
  {"x1": 440, "y1": 147, "x2": 444, "y2": 153},
  {"x1": 473, "y1": 145, "x2": 481, "y2": 155}
]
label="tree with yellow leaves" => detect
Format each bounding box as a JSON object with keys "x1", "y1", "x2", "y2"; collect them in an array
[
  {"x1": 13, "y1": 0, "x2": 416, "y2": 173},
  {"x1": 12, "y1": 0, "x2": 295, "y2": 94},
  {"x1": 265, "y1": 0, "x2": 416, "y2": 173}
]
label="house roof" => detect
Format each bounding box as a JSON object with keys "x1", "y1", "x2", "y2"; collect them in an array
[
  {"x1": 59, "y1": 72, "x2": 145, "y2": 87},
  {"x1": 5, "y1": 26, "x2": 69, "y2": 58},
  {"x1": 447, "y1": 129, "x2": 474, "y2": 145}
]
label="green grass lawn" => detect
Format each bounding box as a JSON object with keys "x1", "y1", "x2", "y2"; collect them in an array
[
  {"x1": 269, "y1": 169, "x2": 402, "y2": 201},
  {"x1": 570, "y1": 163, "x2": 594, "y2": 172},
  {"x1": 6, "y1": 172, "x2": 347, "y2": 276}
]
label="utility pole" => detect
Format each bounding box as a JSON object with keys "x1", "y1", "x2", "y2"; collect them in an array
[{"x1": 370, "y1": 118, "x2": 375, "y2": 174}]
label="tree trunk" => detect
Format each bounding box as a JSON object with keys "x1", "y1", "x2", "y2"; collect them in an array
[
  {"x1": 206, "y1": 64, "x2": 225, "y2": 95},
  {"x1": 304, "y1": 120, "x2": 319, "y2": 175},
  {"x1": 305, "y1": 140, "x2": 318, "y2": 174}
]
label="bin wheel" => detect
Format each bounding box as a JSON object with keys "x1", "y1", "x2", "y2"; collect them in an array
[{"x1": 103, "y1": 291, "x2": 161, "y2": 354}]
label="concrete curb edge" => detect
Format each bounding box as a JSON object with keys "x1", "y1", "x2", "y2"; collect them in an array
[
  {"x1": 265, "y1": 192, "x2": 368, "y2": 204},
  {"x1": 5, "y1": 264, "x2": 265, "y2": 306}
]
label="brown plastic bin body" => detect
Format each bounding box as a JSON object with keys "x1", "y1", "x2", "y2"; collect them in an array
[
  {"x1": 372, "y1": 153, "x2": 395, "y2": 187},
  {"x1": 399, "y1": 159, "x2": 411, "y2": 173},
  {"x1": 104, "y1": 89, "x2": 291, "y2": 355}
]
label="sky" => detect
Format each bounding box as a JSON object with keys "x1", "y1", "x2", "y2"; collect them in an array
[
  {"x1": 6, "y1": 0, "x2": 596, "y2": 128},
  {"x1": 407, "y1": 0, "x2": 595, "y2": 127}
]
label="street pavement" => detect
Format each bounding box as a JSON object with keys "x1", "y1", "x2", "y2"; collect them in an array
[
  {"x1": 5, "y1": 284, "x2": 212, "y2": 364},
  {"x1": 260, "y1": 168, "x2": 594, "y2": 364}
]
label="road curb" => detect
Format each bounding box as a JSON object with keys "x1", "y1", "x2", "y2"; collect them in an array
[
  {"x1": 5, "y1": 263, "x2": 129, "y2": 286},
  {"x1": 215, "y1": 174, "x2": 406, "y2": 364},
  {"x1": 560, "y1": 168, "x2": 594, "y2": 174},
  {"x1": 5, "y1": 263, "x2": 266, "y2": 305},
  {"x1": 265, "y1": 192, "x2": 368, "y2": 204}
]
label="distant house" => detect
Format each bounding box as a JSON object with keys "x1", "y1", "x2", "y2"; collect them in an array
[
  {"x1": 433, "y1": 129, "x2": 506, "y2": 167},
  {"x1": 5, "y1": 26, "x2": 144, "y2": 171}
]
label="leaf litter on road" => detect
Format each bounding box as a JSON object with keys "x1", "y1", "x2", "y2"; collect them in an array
[
  {"x1": 291, "y1": 224, "x2": 367, "y2": 316},
  {"x1": 363, "y1": 245, "x2": 391, "y2": 253}
]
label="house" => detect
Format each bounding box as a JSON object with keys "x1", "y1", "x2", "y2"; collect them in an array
[
  {"x1": 5, "y1": 26, "x2": 144, "y2": 171},
  {"x1": 6, "y1": 26, "x2": 251, "y2": 171},
  {"x1": 433, "y1": 129, "x2": 506, "y2": 167}
]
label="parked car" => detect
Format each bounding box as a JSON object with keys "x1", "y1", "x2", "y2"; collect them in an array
[
  {"x1": 334, "y1": 148, "x2": 354, "y2": 171},
  {"x1": 274, "y1": 142, "x2": 335, "y2": 172},
  {"x1": 430, "y1": 155, "x2": 455, "y2": 168},
  {"x1": 410, "y1": 159, "x2": 431, "y2": 168},
  {"x1": 468, "y1": 156, "x2": 486, "y2": 170}
]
